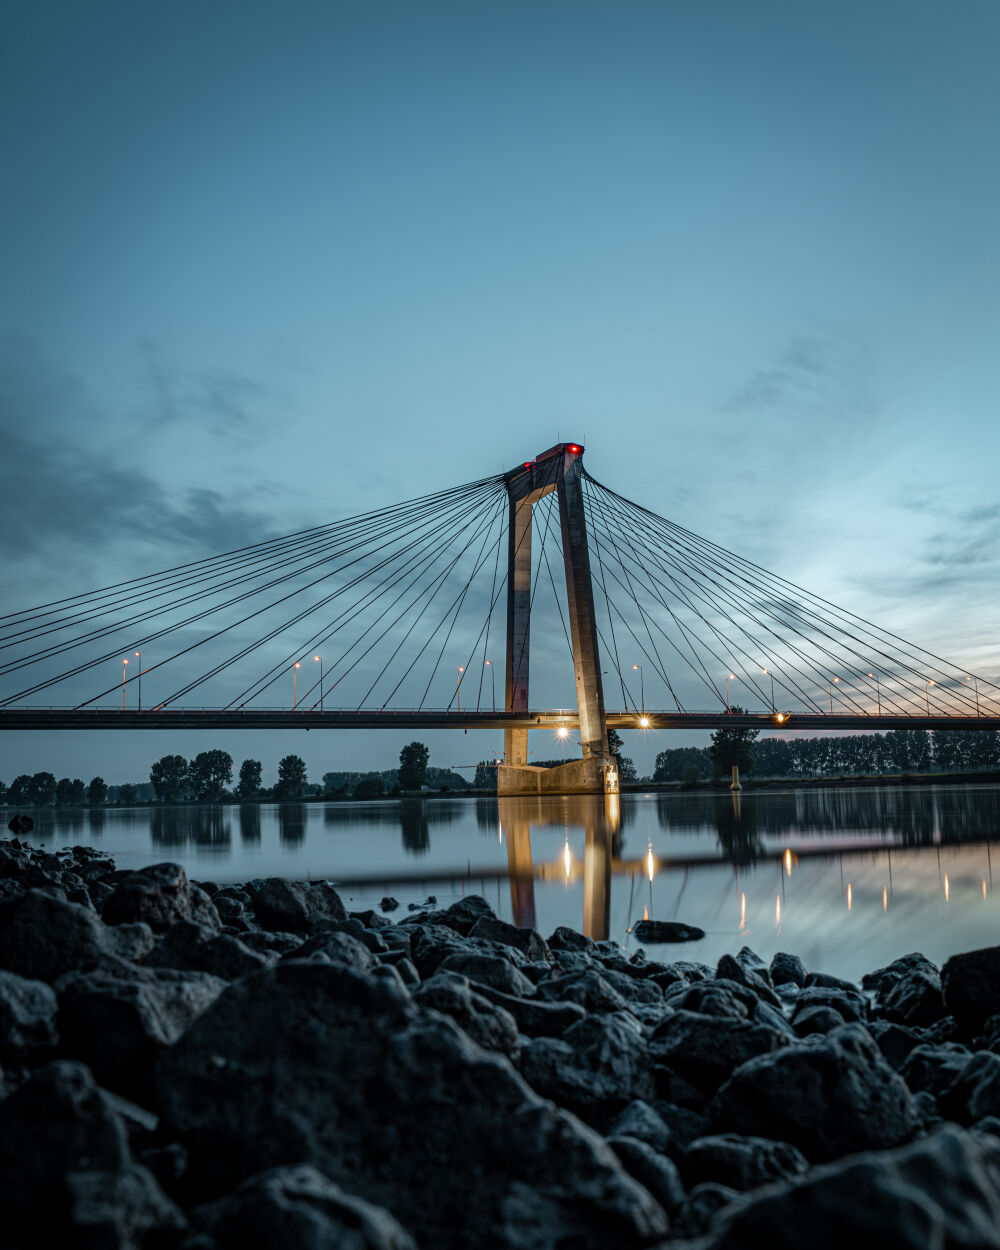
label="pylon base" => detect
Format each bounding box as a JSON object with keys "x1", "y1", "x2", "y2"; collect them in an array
[{"x1": 497, "y1": 754, "x2": 618, "y2": 796}]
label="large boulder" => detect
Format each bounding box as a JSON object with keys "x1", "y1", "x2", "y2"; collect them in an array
[
  {"x1": 249, "y1": 878, "x2": 347, "y2": 934},
  {"x1": 711, "y1": 1024, "x2": 918, "y2": 1162},
  {"x1": 185, "y1": 1164, "x2": 416, "y2": 1250},
  {"x1": 0, "y1": 1060, "x2": 182, "y2": 1247},
  {"x1": 468, "y1": 915, "x2": 548, "y2": 962},
  {"x1": 437, "y1": 951, "x2": 535, "y2": 997},
  {"x1": 145, "y1": 920, "x2": 270, "y2": 980},
  {"x1": 634, "y1": 920, "x2": 705, "y2": 943},
  {"x1": 473, "y1": 982, "x2": 586, "y2": 1037},
  {"x1": 413, "y1": 974, "x2": 520, "y2": 1059},
  {"x1": 940, "y1": 1052, "x2": 1000, "y2": 1123},
  {"x1": 0, "y1": 969, "x2": 58, "y2": 1061},
  {"x1": 57, "y1": 966, "x2": 227, "y2": 1103},
  {"x1": 898, "y1": 1043, "x2": 972, "y2": 1098},
  {"x1": 155, "y1": 963, "x2": 668, "y2": 1249},
  {"x1": 878, "y1": 968, "x2": 946, "y2": 1028},
  {"x1": 942, "y1": 945, "x2": 1000, "y2": 1034},
  {"x1": 693, "y1": 1125, "x2": 1000, "y2": 1250},
  {"x1": 103, "y1": 862, "x2": 221, "y2": 932},
  {"x1": 648, "y1": 1010, "x2": 789, "y2": 1091},
  {"x1": 0, "y1": 890, "x2": 118, "y2": 982}
]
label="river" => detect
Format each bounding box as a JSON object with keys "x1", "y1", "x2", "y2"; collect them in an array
[{"x1": 17, "y1": 783, "x2": 1000, "y2": 981}]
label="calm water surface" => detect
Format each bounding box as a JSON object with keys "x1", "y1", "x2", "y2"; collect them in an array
[{"x1": 21, "y1": 785, "x2": 1000, "y2": 982}]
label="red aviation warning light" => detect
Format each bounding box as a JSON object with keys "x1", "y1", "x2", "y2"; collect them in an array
[{"x1": 567, "y1": 444, "x2": 582, "y2": 454}]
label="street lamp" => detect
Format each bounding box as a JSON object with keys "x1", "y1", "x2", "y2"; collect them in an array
[
  {"x1": 485, "y1": 659, "x2": 495, "y2": 711},
  {"x1": 632, "y1": 664, "x2": 644, "y2": 714},
  {"x1": 726, "y1": 673, "x2": 735, "y2": 712},
  {"x1": 314, "y1": 655, "x2": 323, "y2": 711},
  {"x1": 762, "y1": 667, "x2": 775, "y2": 713},
  {"x1": 868, "y1": 672, "x2": 881, "y2": 716},
  {"x1": 122, "y1": 657, "x2": 128, "y2": 710},
  {"x1": 293, "y1": 661, "x2": 301, "y2": 709},
  {"x1": 829, "y1": 675, "x2": 840, "y2": 715},
  {"x1": 966, "y1": 675, "x2": 981, "y2": 717},
  {"x1": 134, "y1": 651, "x2": 142, "y2": 712},
  {"x1": 926, "y1": 678, "x2": 935, "y2": 716},
  {"x1": 457, "y1": 666, "x2": 464, "y2": 712}
]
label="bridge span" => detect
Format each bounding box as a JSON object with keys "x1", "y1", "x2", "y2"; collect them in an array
[{"x1": 2, "y1": 708, "x2": 999, "y2": 732}]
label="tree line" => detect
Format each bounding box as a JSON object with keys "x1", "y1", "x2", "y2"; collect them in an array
[
  {"x1": 655, "y1": 726, "x2": 1000, "y2": 783},
  {"x1": 1, "y1": 742, "x2": 471, "y2": 807}
]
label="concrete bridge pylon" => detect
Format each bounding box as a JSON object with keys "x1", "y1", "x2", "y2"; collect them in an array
[{"x1": 498, "y1": 443, "x2": 619, "y2": 796}]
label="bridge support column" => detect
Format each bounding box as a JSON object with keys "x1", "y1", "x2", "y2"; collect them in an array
[{"x1": 498, "y1": 444, "x2": 615, "y2": 797}]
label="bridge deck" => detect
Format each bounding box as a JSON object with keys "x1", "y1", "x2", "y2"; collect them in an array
[{"x1": 1, "y1": 709, "x2": 999, "y2": 731}]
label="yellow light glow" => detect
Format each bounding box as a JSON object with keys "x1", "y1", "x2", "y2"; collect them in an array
[
  {"x1": 883, "y1": 887, "x2": 888, "y2": 911},
  {"x1": 557, "y1": 726, "x2": 569, "y2": 739},
  {"x1": 639, "y1": 716, "x2": 650, "y2": 728},
  {"x1": 847, "y1": 883, "x2": 853, "y2": 911},
  {"x1": 294, "y1": 662, "x2": 300, "y2": 669},
  {"x1": 944, "y1": 874, "x2": 950, "y2": 902},
  {"x1": 646, "y1": 845, "x2": 655, "y2": 882},
  {"x1": 776, "y1": 713, "x2": 785, "y2": 723},
  {"x1": 983, "y1": 879, "x2": 988, "y2": 899},
  {"x1": 563, "y1": 839, "x2": 571, "y2": 880},
  {"x1": 740, "y1": 891, "x2": 746, "y2": 929},
  {"x1": 643, "y1": 904, "x2": 649, "y2": 921},
  {"x1": 775, "y1": 894, "x2": 781, "y2": 925},
  {"x1": 784, "y1": 848, "x2": 792, "y2": 876},
  {"x1": 729, "y1": 673, "x2": 735, "y2": 680},
  {"x1": 313, "y1": 655, "x2": 320, "y2": 662},
  {"x1": 833, "y1": 676, "x2": 840, "y2": 683}
]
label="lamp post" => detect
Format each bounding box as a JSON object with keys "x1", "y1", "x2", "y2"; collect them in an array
[
  {"x1": 926, "y1": 679, "x2": 935, "y2": 716},
  {"x1": 966, "y1": 675, "x2": 980, "y2": 717},
  {"x1": 293, "y1": 661, "x2": 301, "y2": 709},
  {"x1": 762, "y1": 668, "x2": 775, "y2": 713},
  {"x1": 726, "y1": 673, "x2": 735, "y2": 712},
  {"x1": 868, "y1": 672, "x2": 881, "y2": 716},
  {"x1": 457, "y1": 666, "x2": 464, "y2": 712},
  {"x1": 485, "y1": 659, "x2": 495, "y2": 711},
  {"x1": 314, "y1": 655, "x2": 323, "y2": 711},
  {"x1": 122, "y1": 657, "x2": 128, "y2": 710},
  {"x1": 829, "y1": 675, "x2": 840, "y2": 715},
  {"x1": 632, "y1": 664, "x2": 644, "y2": 714},
  {"x1": 134, "y1": 651, "x2": 142, "y2": 711}
]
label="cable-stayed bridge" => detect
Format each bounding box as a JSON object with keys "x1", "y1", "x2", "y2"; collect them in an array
[{"x1": 2, "y1": 442, "x2": 997, "y2": 793}]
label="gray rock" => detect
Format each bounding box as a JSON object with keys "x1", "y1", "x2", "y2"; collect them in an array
[
  {"x1": 103, "y1": 862, "x2": 221, "y2": 933},
  {"x1": 792, "y1": 984, "x2": 867, "y2": 1023},
  {"x1": 66, "y1": 1163, "x2": 185, "y2": 1248},
  {"x1": 868, "y1": 1019, "x2": 924, "y2": 1070},
  {"x1": 942, "y1": 945, "x2": 1000, "y2": 1034},
  {"x1": 380, "y1": 897, "x2": 399, "y2": 912},
  {"x1": 155, "y1": 963, "x2": 668, "y2": 1249},
  {"x1": 185, "y1": 1164, "x2": 416, "y2": 1249},
  {"x1": 436, "y1": 894, "x2": 495, "y2": 935},
  {"x1": 473, "y1": 983, "x2": 587, "y2": 1037},
  {"x1": 898, "y1": 1042, "x2": 972, "y2": 1097},
  {"x1": 520, "y1": 1011, "x2": 654, "y2": 1118},
  {"x1": 879, "y1": 968, "x2": 946, "y2": 1028},
  {"x1": 413, "y1": 976, "x2": 520, "y2": 1059},
  {"x1": 716, "y1": 954, "x2": 782, "y2": 1008},
  {"x1": 711, "y1": 1023, "x2": 918, "y2": 1162},
  {"x1": 437, "y1": 951, "x2": 536, "y2": 997},
  {"x1": 0, "y1": 969, "x2": 58, "y2": 1060},
  {"x1": 281, "y1": 930, "x2": 379, "y2": 974},
  {"x1": 862, "y1": 951, "x2": 938, "y2": 995},
  {"x1": 536, "y1": 968, "x2": 630, "y2": 1014},
  {"x1": 608, "y1": 1135, "x2": 685, "y2": 1213},
  {"x1": 634, "y1": 920, "x2": 705, "y2": 943},
  {"x1": 145, "y1": 920, "x2": 270, "y2": 980},
  {"x1": 250, "y1": 878, "x2": 347, "y2": 934},
  {"x1": 681, "y1": 1133, "x2": 809, "y2": 1192},
  {"x1": 469, "y1": 915, "x2": 548, "y2": 961},
  {"x1": 669, "y1": 980, "x2": 752, "y2": 1019},
  {"x1": 649, "y1": 1010, "x2": 789, "y2": 1091},
  {"x1": 548, "y1": 926, "x2": 596, "y2": 952},
  {"x1": 0, "y1": 889, "x2": 117, "y2": 982},
  {"x1": 672, "y1": 1182, "x2": 743, "y2": 1238},
  {"x1": 606, "y1": 1100, "x2": 674, "y2": 1155},
  {"x1": 940, "y1": 1051, "x2": 1000, "y2": 1123},
  {"x1": 804, "y1": 971, "x2": 859, "y2": 993},
  {"x1": 57, "y1": 966, "x2": 226, "y2": 1102},
  {"x1": 695, "y1": 1125, "x2": 1000, "y2": 1250},
  {"x1": 793, "y1": 1005, "x2": 845, "y2": 1037}
]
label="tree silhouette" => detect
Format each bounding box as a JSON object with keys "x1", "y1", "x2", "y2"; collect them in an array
[
  {"x1": 88, "y1": 777, "x2": 108, "y2": 806},
  {"x1": 150, "y1": 754, "x2": 190, "y2": 802},
  {"x1": 709, "y1": 707, "x2": 759, "y2": 775},
  {"x1": 399, "y1": 742, "x2": 430, "y2": 791},
  {"x1": 189, "y1": 750, "x2": 233, "y2": 800},
  {"x1": 276, "y1": 754, "x2": 308, "y2": 798},
  {"x1": 236, "y1": 758, "x2": 263, "y2": 799}
]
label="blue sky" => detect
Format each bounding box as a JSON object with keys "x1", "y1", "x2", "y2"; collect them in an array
[{"x1": 2, "y1": 1, "x2": 999, "y2": 783}]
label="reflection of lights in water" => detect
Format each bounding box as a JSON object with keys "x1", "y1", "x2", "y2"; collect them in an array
[
  {"x1": 775, "y1": 894, "x2": 781, "y2": 926},
  {"x1": 847, "y1": 883, "x2": 853, "y2": 911},
  {"x1": 643, "y1": 904, "x2": 649, "y2": 921},
  {"x1": 740, "y1": 891, "x2": 747, "y2": 931},
  {"x1": 784, "y1": 848, "x2": 792, "y2": 877},
  {"x1": 944, "y1": 874, "x2": 950, "y2": 903},
  {"x1": 984, "y1": 879, "x2": 989, "y2": 900},
  {"x1": 883, "y1": 887, "x2": 888, "y2": 912},
  {"x1": 563, "y1": 838, "x2": 571, "y2": 882},
  {"x1": 646, "y1": 844, "x2": 655, "y2": 882},
  {"x1": 498, "y1": 824, "x2": 503, "y2": 844}
]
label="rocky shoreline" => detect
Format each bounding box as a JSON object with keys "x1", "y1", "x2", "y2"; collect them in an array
[{"x1": 1, "y1": 836, "x2": 1000, "y2": 1248}]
